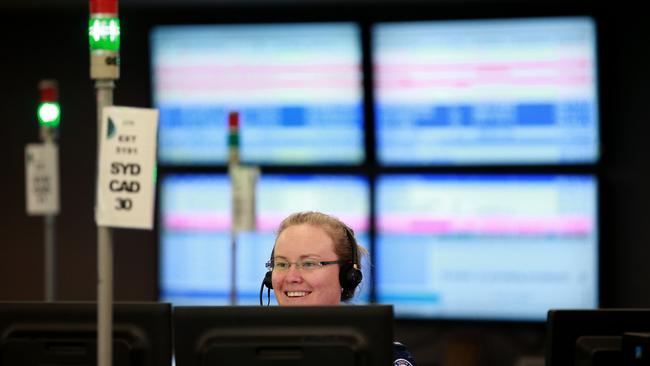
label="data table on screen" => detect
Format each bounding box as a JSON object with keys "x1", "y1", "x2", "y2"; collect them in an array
[
  {"x1": 375, "y1": 174, "x2": 598, "y2": 320},
  {"x1": 159, "y1": 174, "x2": 371, "y2": 305},
  {"x1": 373, "y1": 17, "x2": 599, "y2": 165},
  {"x1": 151, "y1": 23, "x2": 364, "y2": 165}
]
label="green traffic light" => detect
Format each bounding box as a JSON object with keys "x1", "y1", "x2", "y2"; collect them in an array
[
  {"x1": 89, "y1": 17, "x2": 120, "y2": 52},
  {"x1": 38, "y1": 102, "x2": 61, "y2": 127}
]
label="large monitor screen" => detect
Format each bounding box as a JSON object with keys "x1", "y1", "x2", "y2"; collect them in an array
[
  {"x1": 375, "y1": 174, "x2": 598, "y2": 320},
  {"x1": 0, "y1": 302, "x2": 171, "y2": 366},
  {"x1": 546, "y1": 309, "x2": 650, "y2": 366},
  {"x1": 173, "y1": 305, "x2": 394, "y2": 366},
  {"x1": 159, "y1": 174, "x2": 370, "y2": 305},
  {"x1": 373, "y1": 16, "x2": 599, "y2": 165},
  {"x1": 151, "y1": 23, "x2": 364, "y2": 165}
]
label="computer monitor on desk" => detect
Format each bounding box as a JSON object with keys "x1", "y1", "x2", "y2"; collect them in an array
[
  {"x1": 0, "y1": 302, "x2": 172, "y2": 366},
  {"x1": 173, "y1": 305, "x2": 394, "y2": 366},
  {"x1": 546, "y1": 309, "x2": 650, "y2": 366}
]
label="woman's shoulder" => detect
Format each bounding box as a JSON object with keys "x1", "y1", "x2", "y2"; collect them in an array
[{"x1": 392, "y1": 341, "x2": 417, "y2": 366}]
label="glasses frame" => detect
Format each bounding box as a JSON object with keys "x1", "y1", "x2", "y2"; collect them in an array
[{"x1": 266, "y1": 259, "x2": 345, "y2": 272}]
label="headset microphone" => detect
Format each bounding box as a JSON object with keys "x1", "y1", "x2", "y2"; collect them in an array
[
  {"x1": 263, "y1": 271, "x2": 273, "y2": 289},
  {"x1": 259, "y1": 270, "x2": 273, "y2": 306}
]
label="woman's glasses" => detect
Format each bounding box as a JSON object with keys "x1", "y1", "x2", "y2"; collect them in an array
[{"x1": 266, "y1": 259, "x2": 344, "y2": 272}]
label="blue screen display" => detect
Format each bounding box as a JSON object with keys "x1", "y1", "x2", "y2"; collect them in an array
[
  {"x1": 150, "y1": 23, "x2": 364, "y2": 165},
  {"x1": 159, "y1": 174, "x2": 371, "y2": 305},
  {"x1": 373, "y1": 17, "x2": 599, "y2": 165},
  {"x1": 375, "y1": 174, "x2": 598, "y2": 320},
  {"x1": 153, "y1": 16, "x2": 600, "y2": 323}
]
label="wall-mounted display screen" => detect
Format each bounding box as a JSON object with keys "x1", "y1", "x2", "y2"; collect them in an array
[
  {"x1": 151, "y1": 23, "x2": 364, "y2": 165},
  {"x1": 159, "y1": 174, "x2": 370, "y2": 305},
  {"x1": 153, "y1": 14, "x2": 601, "y2": 323},
  {"x1": 375, "y1": 174, "x2": 598, "y2": 320},
  {"x1": 373, "y1": 17, "x2": 599, "y2": 165}
]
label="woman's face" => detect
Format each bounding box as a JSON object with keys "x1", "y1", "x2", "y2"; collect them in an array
[{"x1": 271, "y1": 223, "x2": 342, "y2": 306}]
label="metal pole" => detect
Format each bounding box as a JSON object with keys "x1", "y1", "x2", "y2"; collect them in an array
[
  {"x1": 42, "y1": 126, "x2": 56, "y2": 302},
  {"x1": 228, "y1": 112, "x2": 239, "y2": 305},
  {"x1": 98, "y1": 226, "x2": 113, "y2": 366},
  {"x1": 96, "y1": 79, "x2": 114, "y2": 366},
  {"x1": 230, "y1": 234, "x2": 237, "y2": 304},
  {"x1": 44, "y1": 215, "x2": 56, "y2": 301}
]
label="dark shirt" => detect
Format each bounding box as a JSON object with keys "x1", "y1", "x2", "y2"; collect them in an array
[{"x1": 393, "y1": 341, "x2": 417, "y2": 366}]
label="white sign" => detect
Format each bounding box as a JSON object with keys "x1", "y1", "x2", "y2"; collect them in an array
[
  {"x1": 96, "y1": 106, "x2": 158, "y2": 229},
  {"x1": 25, "y1": 143, "x2": 59, "y2": 215},
  {"x1": 230, "y1": 165, "x2": 260, "y2": 233}
]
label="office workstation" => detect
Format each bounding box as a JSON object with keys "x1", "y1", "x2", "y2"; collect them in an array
[{"x1": 1, "y1": 0, "x2": 649, "y2": 364}]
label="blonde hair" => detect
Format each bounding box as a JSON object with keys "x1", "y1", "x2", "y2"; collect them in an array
[{"x1": 274, "y1": 211, "x2": 367, "y2": 301}]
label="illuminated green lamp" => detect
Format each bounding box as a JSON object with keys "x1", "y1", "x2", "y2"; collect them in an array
[
  {"x1": 38, "y1": 102, "x2": 61, "y2": 127},
  {"x1": 89, "y1": 17, "x2": 120, "y2": 51},
  {"x1": 38, "y1": 80, "x2": 60, "y2": 127},
  {"x1": 89, "y1": 0, "x2": 120, "y2": 51}
]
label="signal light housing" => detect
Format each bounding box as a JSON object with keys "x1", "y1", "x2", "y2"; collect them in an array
[
  {"x1": 37, "y1": 80, "x2": 60, "y2": 127},
  {"x1": 89, "y1": 0, "x2": 120, "y2": 79}
]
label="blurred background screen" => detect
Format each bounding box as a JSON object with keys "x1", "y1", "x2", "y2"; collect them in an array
[
  {"x1": 151, "y1": 23, "x2": 364, "y2": 166},
  {"x1": 159, "y1": 173, "x2": 371, "y2": 305},
  {"x1": 373, "y1": 17, "x2": 598, "y2": 165},
  {"x1": 375, "y1": 174, "x2": 598, "y2": 320}
]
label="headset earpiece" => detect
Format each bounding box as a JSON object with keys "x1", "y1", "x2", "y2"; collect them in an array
[
  {"x1": 339, "y1": 262, "x2": 363, "y2": 289},
  {"x1": 340, "y1": 227, "x2": 363, "y2": 295}
]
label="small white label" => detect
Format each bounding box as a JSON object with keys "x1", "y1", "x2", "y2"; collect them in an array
[
  {"x1": 91, "y1": 51, "x2": 120, "y2": 80},
  {"x1": 96, "y1": 106, "x2": 158, "y2": 229},
  {"x1": 25, "y1": 143, "x2": 59, "y2": 215},
  {"x1": 230, "y1": 165, "x2": 260, "y2": 232}
]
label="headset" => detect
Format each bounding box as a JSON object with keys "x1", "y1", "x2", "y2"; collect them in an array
[{"x1": 259, "y1": 225, "x2": 363, "y2": 305}]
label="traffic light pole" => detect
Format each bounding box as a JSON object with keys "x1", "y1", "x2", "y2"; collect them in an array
[
  {"x1": 37, "y1": 79, "x2": 61, "y2": 302},
  {"x1": 96, "y1": 79, "x2": 114, "y2": 366},
  {"x1": 44, "y1": 214, "x2": 56, "y2": 301},
  {"x1": 89, "y1": 0, "x2": 120, "y2": 365},
  {"x1": 228, "y1": 113, "x2": 238, "y2": 305},
  {"x1": 41, "y1": 126, "x2": 56, "y2": 302},
  {"x1": 228, "y1": 112, "x2": 259, "y2": 305}
]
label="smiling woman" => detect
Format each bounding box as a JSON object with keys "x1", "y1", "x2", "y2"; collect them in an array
[
  {"x1": 272, "y1": 220, "x2": 356, "y2": 305},
  {"x1": 265, "y1": 211, "x2": 366, "y2": 305},
  {"x1": 263, "y1": 211, "x2": 418, "y2": 366}
]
